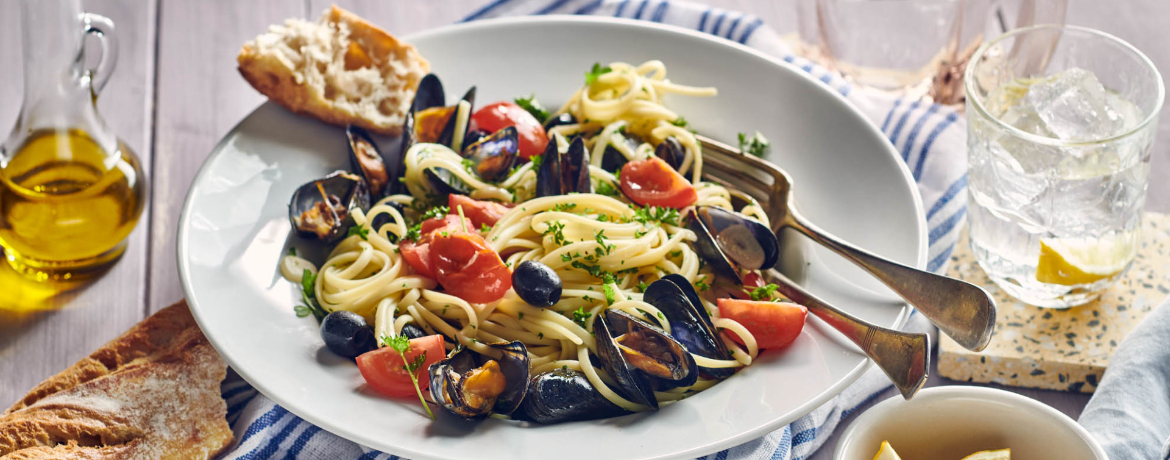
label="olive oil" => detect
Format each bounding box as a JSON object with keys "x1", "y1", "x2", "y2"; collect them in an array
[{"x1": 0, "y1": 129, "x2": 146, "y2": 280}]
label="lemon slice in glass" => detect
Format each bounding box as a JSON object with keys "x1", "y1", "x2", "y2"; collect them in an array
[
  {"x1": 873, "y1": 441, "x2": 902, "y2": 460},
  {"x1": 961, "y1": 448, "x2": 1011, "y2": 460},
  {"x1": 1036, "y1": 233, "x2": 1136, "y2": 286}
]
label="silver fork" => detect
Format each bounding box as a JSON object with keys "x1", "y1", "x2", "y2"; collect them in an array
[{"x1": 697, "y1": 135, "x2": 997, "y2": 397}]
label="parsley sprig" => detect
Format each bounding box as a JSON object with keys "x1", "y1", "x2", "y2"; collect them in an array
[
  {"x1": 572, "y1": 307, "x2": 591, "y2": 328},
  {"x1": 585, "y1": 63, "x2": 612, "y2": 85},
  {"x1": 630, "y1": 206, "x2": 680, "y2": 226},
  {"x1": 737, "y1": 131, "x2": 771, "y2": 158},
  {"x1": 294, "y1": 270, "x2": 328, "y2": 320},
  {"x1": 380, "y1": 334, "x2": 436, "y2": 420},
  {"x1": 514, "y1": 94, "x2": 550, "y2": 124}
]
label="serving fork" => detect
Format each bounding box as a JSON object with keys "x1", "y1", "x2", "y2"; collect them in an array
[{"x1": 697, "y1": 134, "x2": 997, "y2": 399}]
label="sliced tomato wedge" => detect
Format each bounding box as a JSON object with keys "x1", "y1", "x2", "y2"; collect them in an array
[
  {"x1": 619, "y1": 157, "x2": 697, "y2": 208},
  {"x1": 430, "y1": 231, "x2": 512, "y2": 304},
  {"x1": 356, "y1": 335, "x2": 446, "y2": 398},
  {"x1": 717, "y1": 298, "x2": 807, "y2": 349},
  {"x1": 449, "y1": 195, "x2": 512, "y2": 229},
  {"x1": 399, "y1": 215, "x2": 472, "y2": 279},
  {"x1": 470, "y1": 102, "x2": 549, "y2": 160}
]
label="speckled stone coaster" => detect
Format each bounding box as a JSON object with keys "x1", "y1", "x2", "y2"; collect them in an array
[{"x1": 938, "y1": 212, "x2": 1170, "y2": 393}]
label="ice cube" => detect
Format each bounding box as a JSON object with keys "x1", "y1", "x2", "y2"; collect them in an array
[{"x1": 1025, "y1": 68, "x2": 1126, "y2": 142}]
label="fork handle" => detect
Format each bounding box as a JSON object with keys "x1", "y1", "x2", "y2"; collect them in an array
[
  {"x1": 783, "y1": 208, "x2": 996, "y2": 352},
  {"x1": 763, "y1": 270, "x2": 929, "y2": 399}
]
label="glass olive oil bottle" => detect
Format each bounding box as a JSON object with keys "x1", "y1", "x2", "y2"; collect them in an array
[{"x1": 0, "y1": 0, "x2": 146, "y2": 281}]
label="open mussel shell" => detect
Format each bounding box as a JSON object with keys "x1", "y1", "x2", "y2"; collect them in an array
[
  {"x1": 428, "y1": 341, "x2": 530, "y2": 420},
  {"x1": 463, "y1": 126, "x2": 519, "y2": 182},
  {"x1": 594, "y1": 309, "x2": 697, "y2": 409},
  {"x1": 424, "y1": 167, "x2": 472, "y2": 196},
  {"x1": 346, "y1": 125, "x2": 392, "y2": 198},
  {"x1": 684, "y1": 206, "x2": 780, "y2": 282},
  {"x1": 412, "y1": 73, "x2": 446, "y2": 114},
  {"x1": 644, "y1": 274, "x2": 734, "y2": 379},
  {"x1": 542, "y1": 112, "x2": 576, "y2": 131},
  {"x1": 288, "y1": 171, "x2": 370, "y2": 243},
  {"x1": 514, "y1": 369, "x2": 631, "y2": 424},
  {"x1": 535, "y1": 136, "x2": 591, "y2": 197}
]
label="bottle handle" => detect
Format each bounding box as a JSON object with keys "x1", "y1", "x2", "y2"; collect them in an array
[{"x1": 81, "y1": 13, "x2": 118, "y2": 94}]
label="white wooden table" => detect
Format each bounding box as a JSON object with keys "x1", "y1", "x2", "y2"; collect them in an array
[{"x1": 1, "y1": 1, "x2": 1166, "y2": 458}]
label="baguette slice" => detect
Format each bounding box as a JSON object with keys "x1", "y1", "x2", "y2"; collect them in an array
[
  {"x1": 0, "y1": 302, "x2": 233, "y2": 460},
  {"x1": 238, "y1": 5, "x2": 430, "y2": 135}
]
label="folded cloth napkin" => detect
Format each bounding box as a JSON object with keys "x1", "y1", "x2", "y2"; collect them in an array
[
  {"x1": 215, "y1": 1, "x2": 967, "y2": 459},
  {"x1": 1079, "y1": 296, "x2": 1170, "y2": 460}
]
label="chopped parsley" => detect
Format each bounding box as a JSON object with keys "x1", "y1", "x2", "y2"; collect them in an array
[
  {"x1": 602, "y1": 283, "x2": 617, "y2": 306},
  {"x1": 585, "y1": 63, "x2": 612, "y2": 85},
  {"x1": 347, "y1": 225, "x2": 369, "y2": 240},
  {"x1": 636, "y1": 281, "x2": 650, "y2": 293},
  {"x1": 544, "y1": 221, "x2": 567, "y2": 245},
  {"x1": 571, "y1": 260, "x2": 612, "y2": 280},
  {"x1": 595, "y1": 180, "x2": 620, "y2": 197},
  {"x1": 572, "y1": 307, "x2": 591, "y2": 327},
  {"x1": 561, "y1": 253, "x2": 574, "y2": 263},
  {"x1": 594, "y1": 230, "x2": 615, "y2": 256},
  {"x1": 750, "y1": 283, "x2": 781, "y2": 301},
  {"x1": 402, "y1": 223, "x2": 422, "y2": 242},
  {"x1": 420, "y1": 205, "x2": 450, "y2": 222},
  {"x1": 480, "y1": 223, "x2": 492, "y2": 232},
  {"x1": 461, "y1": 158, "x2": 477, "y2": 174},
  {"x1": 514, "y1": 94, "x2": 550, "y2": 124},
  {"x1": 694, "y1": 275, "x2": 711, "y2": 292},
  {"x1": 552, "y1": 203, "x2": 578, "y2": 212},
  {"x1": 631, "y1": 206, "x2": 680, "y2": 226},
  {"x1": 671, "y1": 116, "x2": 688, "y2": 128},
  {"x1": 287, "y1": 246, "x2": 297, "y2": 256},
  {"x1": 738, "y1": 131, "x2": 771, "y2": 158},
  {"x1": 530, "y1": 153, "x2": 544, "y2": 170}
]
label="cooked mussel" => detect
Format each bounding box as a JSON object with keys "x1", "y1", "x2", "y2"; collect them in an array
[
  {"x1": 535, "y1": 136, "x2": 590, "y2": 197},
  {"x1": 346, "y1": 125, "x2": 392, "y2": 198},
  {"x1": 412, "y1": 74, "x2": 476, "y2": 151},
  {"x1": 515, "y1": 369, "x2": 631, "y2": 423},
  {"x1": 543, "y1": 112, "x2": 576, "y2": 131},
  {"x1": 288, "y1": 171, "x2": 370, "y2": 243},
  {"x1": 643, "y1": 275, "x2": 734, "y2": 379},
  {"x1": 684, "y1": 206, "x2": 780, "y2": 282},
  {"x1": 428, "y1": 341, "x2": 530, "y2": 420},
  {"x1": 424, "y1": 167, "x2": 472, "y2": 196},
  {"x1": 462, "y1": 126, "x2": 520, "y2": 182},
  {"x1": 594, "y1": 309, "x2": 697, "y2": 409}
]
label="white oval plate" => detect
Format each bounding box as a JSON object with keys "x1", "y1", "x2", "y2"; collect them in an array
[{"x1": 178, "y1": 16, "x2": 925, "y2": 460}]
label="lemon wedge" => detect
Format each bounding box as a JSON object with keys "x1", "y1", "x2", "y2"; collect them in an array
[
  {"x1": 1036, "y1": 233, "x2": 1136, "y2": 285},
  {"x1": 873, "y1": 441, "x2": 902, "y2": 460},
  {"x1": 961, "y1": 448, "x2": 1011, "y2": 460}
]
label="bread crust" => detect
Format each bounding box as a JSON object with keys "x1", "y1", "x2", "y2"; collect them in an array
[
  {"x1": 0, "y1": 302, "x2": 233, "y2": 460},
  {"x1": 237, "y1": 5, "x2": 429, "y2": 135}
]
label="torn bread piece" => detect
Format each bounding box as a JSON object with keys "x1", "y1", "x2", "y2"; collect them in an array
[
  {"x1": 238, "y1": 5, "x2": 430, "y2": 135},
  {"x1": 0, "y1": 302, "x2": 233, "y2": 460}
]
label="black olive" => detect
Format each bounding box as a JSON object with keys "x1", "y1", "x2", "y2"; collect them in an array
[
  {"x1": 512, "y1": 260, "x2": 563, "y2": 307},
  {"x1": 320, "y1": 311, "x2": 376, "y2": 358},
  {"x1": 400, "y1": 323, "x2": 428, "y2": 339}
]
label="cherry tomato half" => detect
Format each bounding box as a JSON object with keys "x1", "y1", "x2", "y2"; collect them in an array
[
  {"x1": 717, "y1": 298, "x2": 807, "y2": 349},
  {"x1": 449, "y1": 195, "x2": 513, "y2": 229},
  {"x1": 356, "y1": 335, "x2": 446, "y2": 398},
  {"x1": 619, "y1": 157, "x2": 697, "y2": 208},
  {"x1": 471, "y1": 102, "x2": 549, "y2": 160},
  {"x1": 430, "y1": 231, "x2": 512, "y2": 304},
  {"x1": 399, "y1": 215, "x2": 472, "y2": 279}
]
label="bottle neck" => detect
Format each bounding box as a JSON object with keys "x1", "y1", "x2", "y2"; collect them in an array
[{"x1": 4, "y1": 0, "x2": 118, "y2": 163}]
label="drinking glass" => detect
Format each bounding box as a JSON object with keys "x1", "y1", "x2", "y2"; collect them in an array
[{"x1": 965, "y1": 25, "x2": 1163, "y2": 308}]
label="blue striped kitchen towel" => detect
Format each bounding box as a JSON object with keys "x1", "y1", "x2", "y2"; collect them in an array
[{"x1": 214, "y1": 1, "x2": 966, "y2": 459}]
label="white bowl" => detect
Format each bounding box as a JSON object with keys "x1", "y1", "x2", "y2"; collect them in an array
[{"x1": 834, "y1": 386, "x2": 1107, "y2": 460}]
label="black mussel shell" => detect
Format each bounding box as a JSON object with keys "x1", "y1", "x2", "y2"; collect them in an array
[
  {"x1": 439, "y1": 86, "x2": 477, "y2": 151},
  {"x1": 536, "y1": 136, "x2": 591, "y2": 197},
  {"x1": 685, "y1": 206, "x2": 780, "y2": 282},
  {"x1": 428, "y1": 341, "x2": 530, "y2": 420},
  {"x1": 463, "y1": 126, "x2": 520, "y2": 183},
  {"x1": 346, "y1": 125, "x2": 391, "y2": 198},
  {"x1": 644, "y1": 275, "x2": 734, "y2": 379},
  {"x1": 288, "y1": 171, "x2": 370, "y2": 243},
  {"x1": 595, "y1": 309, "x2": 697, "y2": 409},
  {"x1": 424, "y1": 167, "x2": 472, "y2": 196},
  {"x1": 463, "y1": 129, "x2": 490, "y2": 149},
  {"x1": 656, "y1": 136, "x2": 686, "y2": 174},
  {"x1": 563, "y1": 136, "x2": 590, "y2": 194},
  {"x1": 412, "y1": 74, "x2": 446, "y2": 113},
  {"x1": 601, "y1": 134, "x2": 641, "y2": 173},
  {"x1": 515, "y1": 369, "x2": 631, "y2": 423},
  {"x1": 368, "y1": 200, "x2": 407, "y2": 243},
  {"x1": 542, "y1": 112, "x2": 576, "y2": 131},
  {"x1": 392, "y1": 112, "x2": 415, "y2": 196}
]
